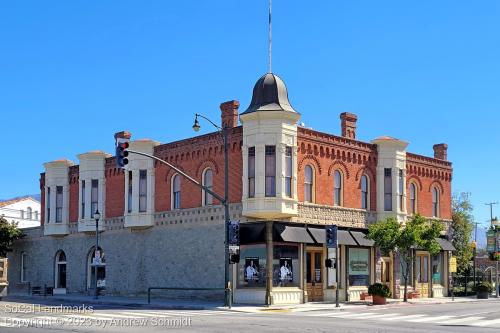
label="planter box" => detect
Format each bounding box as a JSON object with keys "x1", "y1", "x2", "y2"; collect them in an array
[
  {"x1": 372, "y1": 295, "x2": 387, "y2": 305},
  {"x1": 477, "y1": 291, "x2": 489, "y2": 299}
]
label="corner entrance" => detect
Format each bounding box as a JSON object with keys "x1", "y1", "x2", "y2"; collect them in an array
[{"x1": 306, "y1": 248, "x2": 324, "y2": 302}]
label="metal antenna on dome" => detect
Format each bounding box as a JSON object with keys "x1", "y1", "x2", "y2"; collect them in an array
[{"x1": 268, "y1": 0, "x2": 272, "y2": 73}]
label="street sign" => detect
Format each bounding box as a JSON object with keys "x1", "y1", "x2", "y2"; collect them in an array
[{"x1": 450, "y1": 257, "x2": 457, "y2": 273}]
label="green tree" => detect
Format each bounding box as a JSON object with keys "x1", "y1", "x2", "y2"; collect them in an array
[
  {"x1": 367, "y1": 214, "x2": 442, "y2": 302},
  {"x1": 451, "y1": 192, "x2": 474, "y2": 274},
  {"x1": 0, "y1": 216, "x2": 23, "y2": 257}
]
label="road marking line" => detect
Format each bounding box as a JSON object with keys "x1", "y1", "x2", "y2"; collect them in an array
[
  {"x1": 361, "y1": 313, "x2": 401, "y2": 319},
  {"x1": 117, "y1": 312, "x2": 174, "y2": 318},
  {"x1": 437, "y1": 316, "x2": 485, "y2": 325},
  {"x1": 470, "y1": 318, "x2": 500, "y2": 327},
  {"x1": 89, "y1": 312, "x2": 143, "y2": 319},
  {"x1": 407, "y1": 316, "x2": 456, "y2": 323},
  {"x1": 379, "y1": 314, "x2": 426, "y2": 321}
]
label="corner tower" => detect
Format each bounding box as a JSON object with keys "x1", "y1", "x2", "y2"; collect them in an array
[{"x1": 240, "y1": 73, "x2": 301, "y2": 219}]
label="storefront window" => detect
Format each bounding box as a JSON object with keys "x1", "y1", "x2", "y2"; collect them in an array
[
  {"x1": 348, "y1": 248, "x2": 370, "y2": 287},
  {"x1": 238, "y1": 245, "x2": 266, "y2": 288},
  {"x1": 273, "y1": 245, "x2": 299, "y2": 287},
  {"x1": 327, "y1": 247, "x2": 341, "y2": 288},
  {"x1": 395, "y1": 255, "x2": 413, "y2": 287},
  {"x1": 416, "y1": 255, "x2": 429, "y2": 283},
  {"x1": 432, "y1": 253, "x2": 443, "y2": 285}
]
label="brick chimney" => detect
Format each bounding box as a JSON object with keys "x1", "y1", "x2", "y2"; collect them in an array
[
  {"x1": 114, "y1": 130, "x2": 132, "y2": 141},
  {"x1": 220, "y1": 100, "x2": 239, "y2": 128},
  {"x1": 433, "y1": 143, "x2": 448, "y2": 160},
  {"x1": 340, "y1": 112, "x2": 358, "y2": 139}
]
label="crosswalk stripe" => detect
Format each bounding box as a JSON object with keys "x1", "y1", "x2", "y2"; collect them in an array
[
  {"x1": 407, "y1": 316, "x2": 456, "y2": 323},
  {"x1": 310, "y1": 312, "x2": 367, "y2": 318},
  {"x1": 88, "y1": 312, "x2": 141, "y2": 319},
  {"x1": 117, "y1": 312, "x2": 175, "y2": 318},
  {"x1": 361, "y1": 313, "x2": 401, "y2": 319},
  {"x1": 437, "y1": 316, "x2": 485, "y2": 325},
  {"x1": 470, "y1": 318, "x2": 500, "y2": 327},
  {"x1": 379, "y1": 314, "x2": 426, "y2": 321},
  {"x1": 61, "y1": 314, "x2": 116, "y2": 321}
]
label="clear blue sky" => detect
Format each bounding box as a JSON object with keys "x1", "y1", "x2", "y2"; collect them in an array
[{"x1": 1, "y1": 1, "x2": 499, "y2": 230}]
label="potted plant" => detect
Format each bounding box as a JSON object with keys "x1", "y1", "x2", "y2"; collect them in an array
[
  {"x1": 368, "y1": 283, "x2": 392, "y2": 305},
  {"x1": 475, "y1": 282, "x2": 493, "y2": 299}
]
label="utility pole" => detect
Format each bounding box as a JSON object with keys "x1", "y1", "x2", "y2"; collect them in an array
[{"x1": 485, "y1": 202, "x2": 499, "y2": 298}]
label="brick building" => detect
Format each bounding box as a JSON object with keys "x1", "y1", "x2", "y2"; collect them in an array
[{"x1": 8, "y1": 72, "x2": 454, "y2": 304}]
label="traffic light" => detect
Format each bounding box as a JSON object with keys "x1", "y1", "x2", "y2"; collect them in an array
[
  {"x1": 326, "y1": 225, "x2": 338, "y2": 249},
  {"x1": 116, "y1": 140, "x2": 129, "y2": 168}
]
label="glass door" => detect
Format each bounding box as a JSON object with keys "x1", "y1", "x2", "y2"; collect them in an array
[{"x1": 306, "y1": 249, "x2": 324, "y2": 301}]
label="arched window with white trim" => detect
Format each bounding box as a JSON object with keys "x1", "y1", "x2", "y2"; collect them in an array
[
  {"x1": 304, "y1": 165, "x2": 314, "y2": 203},
  {"x1": 172, "y1": 174, "x2": 181, "y2": 210},
  {"x1": 334, "y1": 170, "x2": 342, "y2": 206},
  {"x1": 361, "y1": 175, "x2": 369, "y2": 210},
  {"x1": 55, "y1": 250, "x2": 67, "y2": 289},
  {"x1": 202, "y1": 168, "x2": 213, "y2": 206},
  {"x1": 432, "y1": 187, "x2": 439, "y2": 217},
  {"x1": 27, "y1": 207, "x2": 32, "y2": 220}
]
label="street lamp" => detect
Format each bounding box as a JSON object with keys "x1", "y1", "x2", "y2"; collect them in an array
[
  {"x1": 192, "y1": 113, "x2": 231, "y2": 307},
  {"x1": 94, "y1": 209, "x2": 101, "y2": 300}
]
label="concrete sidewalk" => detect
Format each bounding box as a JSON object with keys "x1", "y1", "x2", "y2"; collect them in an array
[{"x1": 2, "y1": 293, "x2": 499, "y2": 313}]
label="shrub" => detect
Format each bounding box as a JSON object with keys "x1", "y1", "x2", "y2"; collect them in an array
[
  {"x1": 368, "y1": 283, "x2": 392, "y2": 298},
  {"x1": 474, "y1": 282, "x2": 493, "y2": 293}
]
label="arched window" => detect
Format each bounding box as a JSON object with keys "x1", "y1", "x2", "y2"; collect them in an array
[
  {"x1": 87, "y1": 247, "x2": 105, "y2": 291},
  {"x1": 361, "y1": 175, "x2": 369, "y2": 209},
  {"x1": 334, "y1": 170, "x2": 342, "y2": 206},
  {"x1": 304, "y1": 165, "x2": 314, "y2": 203},
  {"x1": 432, "y1": 187, "x2": 439, "y2": 217},
  {"x1": 172, "y1": 174, "x2": 181, "y2": 209},
  {"x1": 55, "y1": 250, "x2": 67, "y2": 289},
  {"x1": 202, "y1": 168, "x2": 213, "y2": 206},
  {"x1": 409, "y1": 183, "x2": 417, "y2": 215},
  {"x1": 27, "y1": 207, "x2": 32, "y2": 220}
]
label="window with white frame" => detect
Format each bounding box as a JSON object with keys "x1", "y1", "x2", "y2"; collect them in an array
[
  {"x1": 432, "y1": 187, "x2": 439, "y2": 217},
  {"x1": 248, "y1": 147, "x2": 255, "y2": 198},
  {"x1": 81, "y1": 180, "x2": 86, "y2": 219},
  {"x1": 139, "y1": 170, "x2": 147, "y2": 212},
  {"x1": 91, "y1": 179, "x2": 98, "y2": 217},
  {"x1": 361, "y1": 175, "x2": 369, "y2": 209},
  {"x1": 398, "y1": 169, "x2": 404, "y2": 211},
  {"x1": 384, "y1": 168, "x2": 392, "y2": 211},
  {"x1": 55, "y1": 186, "x2": 63, "y2": 222},
  {"x1": 409, "y1": 183, "x2": 417, "y2": 214},
  {"x1": 334, "y1": 170, "x2": 342, "y2": 206},
  {"x1": 127, "y1": 171, "x2": 132, "y2": 213},
  {"x1": 285, "y1": 146, "x2": 292, "y2": 197},
  {"x1": 265, "y1": 146, "x2": 276, "y2": 197},
  {"x1": 46, "y1": 187, "x2": 51, "y2": 223},
  {"x1": 27, "y1": 207, "x2": 32, "y2": 220},
  {"x1": 304, "y1": 165, "x2": 314, "y2": 203},
  {"x1": 172, "y1": 174, "x2": 181, "y2": 209},
  {"x1": 202, "y1": 168, "x2": 213, "y2": 206}
]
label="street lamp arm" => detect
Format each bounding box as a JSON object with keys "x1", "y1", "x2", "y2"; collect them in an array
[
  {"x1": 195, "y1": 113, "x2": 223, "y2": 131},
  {"x1": 126, "y1": 149, "x2": 225, "y2": 203}
]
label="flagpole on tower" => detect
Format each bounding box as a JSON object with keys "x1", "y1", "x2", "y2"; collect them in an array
[{"x1": 268, "y1": 0, "x2": 272, "y2": 73}]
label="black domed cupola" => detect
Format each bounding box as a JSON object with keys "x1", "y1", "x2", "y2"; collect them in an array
[{"x1": 241, "y1": 73, "x2": 299, "y2": 115}]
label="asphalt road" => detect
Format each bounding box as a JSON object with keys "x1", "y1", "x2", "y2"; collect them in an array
[{"x1": 0, "y1": 299, "x2": 499, "y2": 332}]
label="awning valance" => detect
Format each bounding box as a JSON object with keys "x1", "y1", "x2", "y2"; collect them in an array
[
  {"x1": 350, "y1": 231, "x2": 375, "y2": 247},
  {"x1": 240, "y1": 223, "x2": 265, "y2": 244},
  {"x1": 436, "y1": 238, "x2": 455, "y2": 251},
  {"x1": 275, "y1": 224, "x2": 314, "y2": 243},
  {"x1": 307, "y1": 228, "x2": 357, "y2": 246}
]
